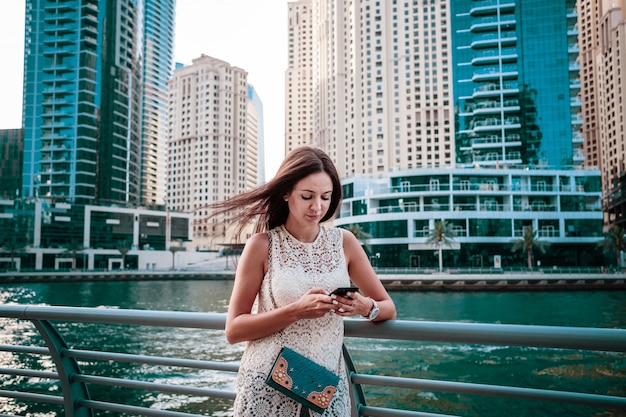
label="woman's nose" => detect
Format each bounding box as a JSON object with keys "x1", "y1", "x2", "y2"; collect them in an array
[{"x1": 310, "y1": 198, "x2": 322, "y2": 210}]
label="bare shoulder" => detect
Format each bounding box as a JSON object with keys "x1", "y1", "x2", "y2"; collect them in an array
[
  {"x1": 242, "y1": 232, "x2": 270, "y2": 255},
  {"x1": 237, "y1": 232, "x2": 270, "y2": 277},
  {"x1": 339, "y1": 228, "x2": 360, "y2": 249}
]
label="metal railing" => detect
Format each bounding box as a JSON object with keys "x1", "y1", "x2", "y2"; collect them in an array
[{"x1": 0, "y1": 305, "x2": 625, "y2": 417}]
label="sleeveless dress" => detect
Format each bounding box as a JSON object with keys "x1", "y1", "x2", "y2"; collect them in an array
[{"x1": 232, "y1": 225, "x2": 352, "y2": 416}]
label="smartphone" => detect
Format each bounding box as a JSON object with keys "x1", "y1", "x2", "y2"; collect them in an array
[{"x1": 330, "y1": 287, "x2": 359, "y2": 297}]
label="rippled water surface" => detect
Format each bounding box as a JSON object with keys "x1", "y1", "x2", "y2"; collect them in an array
[{"x1": 1, "y1": 281, "x2": 625, "y2": 416}]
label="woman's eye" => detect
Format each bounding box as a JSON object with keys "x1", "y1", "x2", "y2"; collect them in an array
[{"x1": 302, "y1": 196, "x2": 312, "y2": 200}]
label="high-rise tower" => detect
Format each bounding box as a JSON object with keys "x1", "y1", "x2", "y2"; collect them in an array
[
  {"x1": 167, "y1": 55, "x2": 257, "y2": 250},
  {"x1": 139, "y1": 0, "x2": 177, "y2": 207},
  {"x1": 451, "y1": 0, "x2": 582, "y2": 169},
  {"x1": 578, "y1": 0, "x2": 626, "y2": 226},
  {"x1": 286, "y1": 0, "x2": 455, "y2": 178},
  {"x1": 286, "y1": 0, "x2": 314, "y2": 154},
  {"x1": 21, "y1": 0, "x2": 175, "y2": 206}
]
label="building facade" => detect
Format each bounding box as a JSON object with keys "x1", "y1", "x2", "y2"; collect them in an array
[
  {"x1": 286, "y1": 0, "x2": 314, "y2": 153},
  {"x1": 247, "y1": 85, "x2": 264, "y2": 185},
  {"x1": 139, "y1": 0, "x2": 177, "y2": 207},
  {"x1": 167, "y1": 55, "x2": 258, "y2": 250},
  {"x1": 334, "y1": 168, "x2": 604, "y2": 268},
  {"x1": 452, "y1": 0, "x2": 582, "y2": 170},
  {"x1": 0, "y1": 129, "x2": 24, "y2": 200},
  {"x1": 21, "y1": 0, "x2": 175, "y2": 206},
  {"x1": 590, "y1": 0, "x2": 626, "y2": 227},
  {"x1": 304, "y1": 0, "x2": 454, "y2": 178},
  {"x1": 0, "y1": 198, "x2": 192, "y2": 271}
]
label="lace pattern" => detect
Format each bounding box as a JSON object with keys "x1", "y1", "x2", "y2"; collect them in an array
[{"x1": 233, "y1": 225, "x2": 351, "y2": 416}]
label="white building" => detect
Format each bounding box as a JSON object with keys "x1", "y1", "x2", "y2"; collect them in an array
[
  {"x1": 167, "y1": 55, "x2": 259, "y2": 250},
  {"x1": 334, "y1": 167, "x2": 605, "y2": 268},
  {"x1": 287, "y1": 0, "x2": 454, "y2": 178}
]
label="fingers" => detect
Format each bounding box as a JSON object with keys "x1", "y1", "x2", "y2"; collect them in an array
[{"x1": 330, "y1": 291, "x2": 362, "y2": 316}]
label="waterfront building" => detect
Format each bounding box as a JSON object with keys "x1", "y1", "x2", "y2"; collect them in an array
[
  {"x1": 0, "y1": 198, "x2": 192, "y2": 271},
  {"x1": 21, "y1": 0, "x2": 175, "y2": 206},
  {"x1": 451, "y1": 0, "x2": 582, "y2": 170},
  {"x1": 334, "y1": 168, "x2": 604, "y2": 268},
  {"x1": 0, "y1": 129, "x2": 23, "y2": 200},
  {"x1": 284, "y1": 1, "x2": 612, "y2": 268},
  {"x1": 167, "y1": 55, "x2": 258, "y2": 250}
]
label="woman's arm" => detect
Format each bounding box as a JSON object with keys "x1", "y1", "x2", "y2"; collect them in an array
[
  {"x1": 341, "y1": 229, "x2": 397, "y2": 321},
  {"x1": 224, "y1": 233, "x2": 335, "y2": 344}
]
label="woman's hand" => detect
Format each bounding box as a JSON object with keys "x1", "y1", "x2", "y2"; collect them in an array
[
  {"x1": 329, "y1": 290, "x2": 372, "y2": 317},
  {"x1": 292, "y1": 288, "x2": 338, "y2": 319}
]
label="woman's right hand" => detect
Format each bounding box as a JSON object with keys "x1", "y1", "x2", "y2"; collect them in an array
[{"x1": 292, "y1": 288, "x2": 337, "y2": 319}]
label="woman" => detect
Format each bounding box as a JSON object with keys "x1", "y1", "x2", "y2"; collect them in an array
[{"x1": 220, "y1": 146, "x2": 396, "y2": 416}]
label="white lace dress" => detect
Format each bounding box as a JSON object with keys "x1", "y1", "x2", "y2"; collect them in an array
[{"x1": 232, "y1": 225, "x2": 352, "y2": 416}]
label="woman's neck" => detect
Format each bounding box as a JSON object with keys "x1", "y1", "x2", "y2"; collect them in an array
[{"x1": 283, "y1": 222, "x2": 320, "y2": 243}]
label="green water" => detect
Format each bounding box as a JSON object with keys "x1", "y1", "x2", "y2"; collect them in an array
[{"x1": 0, "y1": 281, "x2": 625, "y2": 416}]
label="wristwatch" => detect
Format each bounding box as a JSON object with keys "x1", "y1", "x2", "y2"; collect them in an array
[{"x1": 366, "y1": 297, "x2": 380, "y2": 321}]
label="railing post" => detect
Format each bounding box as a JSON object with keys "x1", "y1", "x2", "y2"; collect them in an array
[
  {"x1": 32, "y1": 319, "x2": 93, "y2": 417},
  {"x1": 343, "y1": 344, "x2": 366, "y2": 416}
]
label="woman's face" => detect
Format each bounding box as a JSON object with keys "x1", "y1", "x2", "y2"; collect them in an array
[{"x1": 285, "y1": 171, "x2": 333, "y2": 225}]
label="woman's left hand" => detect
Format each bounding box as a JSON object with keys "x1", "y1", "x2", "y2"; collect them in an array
[{"x1": 330, "y1": 291, "x2": 370, "y2": 317}]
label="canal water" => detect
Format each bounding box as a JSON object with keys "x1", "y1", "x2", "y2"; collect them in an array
[{"x1": 0, "y1": 280, "x2": 625, "y2": 416}]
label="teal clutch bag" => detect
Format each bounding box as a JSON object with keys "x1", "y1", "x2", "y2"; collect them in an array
[{"x1": 266, "y1": 346, "x2": 340, "y2": 414}]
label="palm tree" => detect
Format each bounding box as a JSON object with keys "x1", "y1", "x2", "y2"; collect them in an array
[
  {"x1": 598, "y1": 225, "x2": 626, "y2": 268},
  {"x1": 426, "y1": 220, "x2": 456, "y2": 272},
  {"x1": 116, "y1": 240, "x2": 132, "y2": 270},
  {"x1": 62, "y1": 240, "x2": 86, "y2": 270},
  {"x1": 511, "y1": 225, "x2": 550, "y2": 269},
  {"x1": 169, "y1": 241, "x2": 186, "y2": 270}
]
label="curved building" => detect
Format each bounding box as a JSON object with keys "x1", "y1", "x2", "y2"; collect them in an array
[{"x1": 334, "y1": 168, "x2": 604, "y2": 268}]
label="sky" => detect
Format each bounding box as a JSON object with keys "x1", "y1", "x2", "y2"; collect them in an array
[{"x1": 0, "y1": 0, "x2": 287, "y2": 179}]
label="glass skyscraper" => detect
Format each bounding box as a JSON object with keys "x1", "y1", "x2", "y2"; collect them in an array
[
  {"x1": 452, "y1": 0, "x2": 581, "y2": 169},
  {"x1": 140, "y1": 0, "x2": 176, "y2": 207},
  {"x1": 21, "y1": 0, "x2": 175, "y2": 206}
]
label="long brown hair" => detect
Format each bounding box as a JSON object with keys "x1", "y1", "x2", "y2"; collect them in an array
[{"x1": 207, "y1": 146, "x2": 342, "y2": 240}]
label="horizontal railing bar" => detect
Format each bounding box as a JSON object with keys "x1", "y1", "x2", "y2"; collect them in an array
[
  {"x1": 352, "y1": 374, "x2": 626, "y2": 410},
  {"x1": 0, "y1": 367, "x2": 58, "y2": 380},
  {"x1": 2, "y1": 305, "x2": 624, "y2": 416},
  {"x1": 72, "y1": 374, "x2": 237, "y2": 400},
  {"x1": 77, "y1": 398, "x2": 200, "y2": 417},
  {"x1": 3, "y1": 305, "x2": 626, "y2": 352},
  {"x1": 0, "y1": 344, "x2": 49, "y2": 355},
  {"x1": 66, "y1": 348, "x2": 240, "y2": 373},
  {"x1": 345, "y1": 319, "x2": 626, "y2": 352},
  {"x1": 359, "y1": 405, "x2": 459, "y2": 417},
  {"x1": 0, "y1": 305, "x2": 225, "y2": 329},
  {"x1": 0, "y1": 389, "x2": 64, "y2": 405}
]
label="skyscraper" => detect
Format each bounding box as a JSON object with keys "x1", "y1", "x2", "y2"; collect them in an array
[
  {"x1": 140, "y1": 0, "x2": 176, "y2": 207},
  {"x1": 247, "y1": 84, "x2": 265, "y2": 185},
  {"x1": 167, "y1": 55, "x2": 257, "y2": 250},
  {"x1": 580, "y1": 0, "x2": 626, "y2": 226},
  {"x1": 288, "y1": 0, "x2": 454, "y2": 178},
  {"x1": 451, "y1": 0, "x2": 582, "y2": 169},
  {"x1": 21, "y1": 0, "x2": 175, "y2": 206},
  {"x1": 285, "y1": 0, "x2": 314, "y2": 153}
]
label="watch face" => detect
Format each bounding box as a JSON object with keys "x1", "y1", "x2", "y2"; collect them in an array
[{"x1": 369, "y1": 302, "x2": 380, "y2": 320}]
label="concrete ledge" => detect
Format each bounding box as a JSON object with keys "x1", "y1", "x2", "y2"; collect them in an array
[{"x1": 0, "y1": 270, "x2": 625, "y2": 291}]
